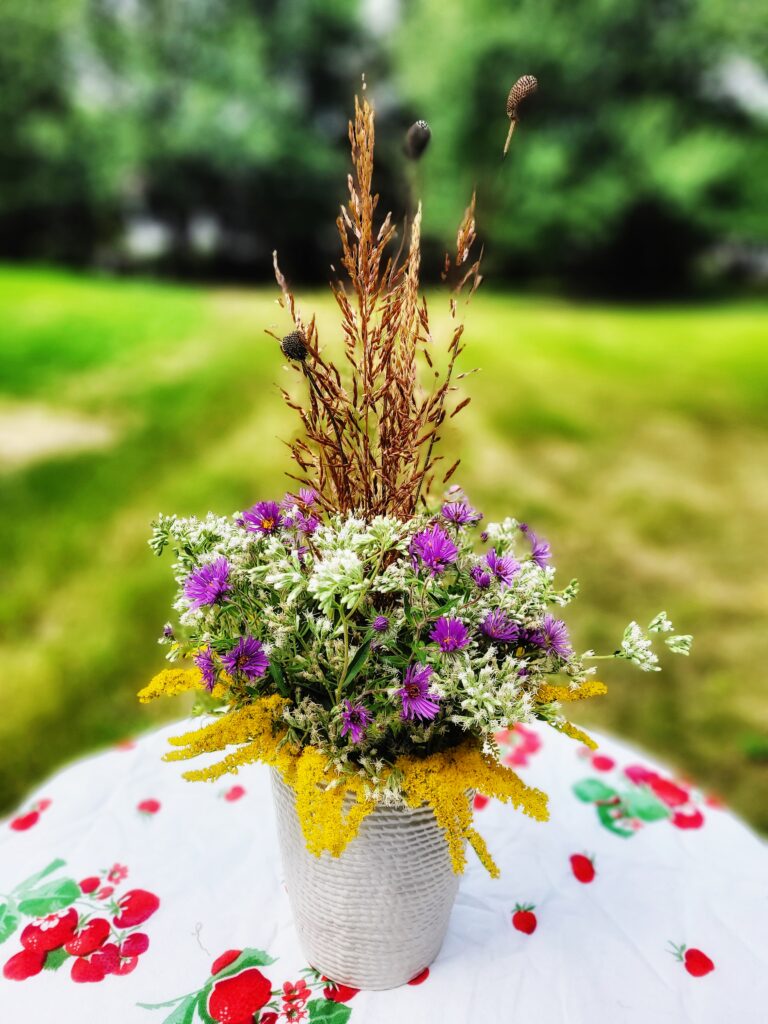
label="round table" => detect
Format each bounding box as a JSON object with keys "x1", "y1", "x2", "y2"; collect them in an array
[{"x1": 1, "y1": 718, "x2": 766, "y2": 1023}]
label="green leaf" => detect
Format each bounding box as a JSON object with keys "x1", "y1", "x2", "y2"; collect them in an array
[
  {"x1": 596, "y1": 803, "x2": 635, "y2": 837},
  {"x1": 342, "y1": 639, "x2": 371, "y2": 689},
  {"x1": 43, "y1": 947, "x2": 71, "y2": 971},
  {"x1": 137, "y1": 995, "x2": 199, "y2": 1023},
  {"x1": 622, "y1": 787, "x2": 670, "y2": 822},
  {"x1": 211, "y1": 947, "x2": 276, "y2": 982},
  {"x1": 166, "y1": 995, "x2": 199, "y2": 1024},
  {"x1": 269, "y1": 663, "x2": 290, "y2": 698},
  {"x1": 194, "y1": 989, "x2": 216, "y2": 1024},
  {"x1": 13, "y1": 859, "x2": 66, "y2": 896},
  {"x1": 18, "y1": 878, "x2": 80, "y2": 917},
  {"x1": 307, "y1": 999, "x2": 353, "y2": 1024},
  {"x1": 572, "y1": 779, "x2": 617, "y2": 803},
  {"x1": 0, "y1": 901, "x2": 20, "y2": 944}
]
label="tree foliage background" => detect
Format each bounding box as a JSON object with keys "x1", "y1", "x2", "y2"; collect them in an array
[{"x1": 1, "y1": 0, "x2": 766, "y2": 295}]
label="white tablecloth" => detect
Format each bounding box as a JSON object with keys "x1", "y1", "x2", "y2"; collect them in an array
[{"x1": 1, "y1": 718, "x2": 766, "y2": 1023}]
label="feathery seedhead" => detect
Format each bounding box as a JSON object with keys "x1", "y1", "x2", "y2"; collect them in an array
[
  {"x1": 281, "y1": 330, "x2": 308, "y2": 362},
  {"x1": 506, "y1": 75, "x2": 538, "y2": 120},
  {"x1": 404, "y1": 119, "x2": 432, "y2": 160}
]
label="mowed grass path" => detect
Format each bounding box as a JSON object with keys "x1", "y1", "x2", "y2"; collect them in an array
[{"x1": 1, "y1": 266, "x2": 767, "y2": 828}]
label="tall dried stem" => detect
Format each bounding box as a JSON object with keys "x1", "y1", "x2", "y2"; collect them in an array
[{"x1": 271, "y1": 93, "x2": 481, "y2": 520}]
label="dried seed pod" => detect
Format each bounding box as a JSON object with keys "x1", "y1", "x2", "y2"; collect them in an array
[
  {"x1": 281, "y1": 330, "x2": 308, "y2": 362},
  {"x1": 404, "y1": 119, "x2": 432, "y2": 160},
  {"x1": 506, "y1": 75, "x2": 538, "y2": 120},
  {"x1": 503, "y1": 75, "x2": 538, "y2": 156}
]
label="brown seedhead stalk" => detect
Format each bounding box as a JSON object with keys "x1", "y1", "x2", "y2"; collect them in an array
[{"x1": 270, "y1": 94, "x2": 481, "y2": 520}]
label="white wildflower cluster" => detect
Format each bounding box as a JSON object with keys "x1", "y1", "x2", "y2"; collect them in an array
[{"x1": 618, "y1": 611, "x2": 693, "y2": 671}]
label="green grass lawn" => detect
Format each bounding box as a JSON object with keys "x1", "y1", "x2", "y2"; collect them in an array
[{"x1": 2, "y1": 265, "x2": 767, "y2": 829}]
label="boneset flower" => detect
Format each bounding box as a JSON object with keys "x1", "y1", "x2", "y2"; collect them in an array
[
  {"x1": 398, "y1": 665, "x2": 440, "y2": 720},
  {"x1": 184, "y1": 557, "x2": 231, "y2": 610}
]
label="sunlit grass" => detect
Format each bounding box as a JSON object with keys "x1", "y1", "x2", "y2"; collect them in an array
[{"x1": 1, "y1": 265, "x2": 767, "y2": 829}]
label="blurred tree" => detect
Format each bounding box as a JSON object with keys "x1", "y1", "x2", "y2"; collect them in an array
[
  {"x1": 394, "y1": 0, "x2": 768, "y2": 295},
  {"x1": 0, "y1": 0, "x2": 765, "y2": 292},
  {"x1": 0, "y1": 0, "x2": 376, "y2": 280}
]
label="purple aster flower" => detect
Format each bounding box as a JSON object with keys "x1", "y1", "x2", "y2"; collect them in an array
[
  {"x1": 520, "y1": 523, "x2": 552, "y2": 568},
  {"x1": 398, "y1": 664, "x2": 440, "y2": 721},
  {"x1": 221, "y1": 636, "x2": 270, "y2": 680},
  {"x1": 194, "y1": 647, "x2": 217, "y2": 691},
  {"x1": 340, "y1": 700, "x2": 372, "y2": 743},
  {"x1": 184, "y1": 557, "x2": 231, "y2": 610},
  {"x1": 485, "y1": 548, "x2": 521, "y2": 587},
  {"x1": 532, "y1": 613, "x2": 573, "y2": 659},
  {"x1": 410, "y1": 523, "x2": 458, "y2": 575},
  {"x1": 441, "y1": 500, "x2": 482, "y2": 526},
  {"x1": 162, "y1": 623, "x2": 175, "y2": 639},
  {"x1": 293, "y1": 510, "x2": 319, "y2": 535},
  {"x1": 240, "y1": 500, "x2": 284, "y2": 535},
  {"x1": 299, "y1": 487, "x2": 317, "y2": 506},
  {"x1": 470, "y1": 565, "x2": 492, "y2": 589},
  {"x1": 372, "y1": 615, "x2": 389, "y2": 633},
  {"x1": 480, "y1": 610, "x2": 520, "y2": 643},
  {"x1": 430, "y1": 616, "x2": 470, "y2": 652}
]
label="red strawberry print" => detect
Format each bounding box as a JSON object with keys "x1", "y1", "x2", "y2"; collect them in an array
[
  {"x1": 591, "y1": 754, "x2": 615, "y2": 772},
  {"x1": 79, "y1": 876, "x2": 100, "y2": 894},
  {"x1": 323, "y1": 978, "x2": 360, "y2": 1001},
  {"x1": 669, "y1": 942, "x2": 714, "y2": 977},
  {"x1": 115, "y1": 955, "x2": 139, "y2": 976},
  {"x1": 408, "y1": 967, "x2": 430, "y2": 985},
  {"x1": 21, "y1": 908, "x2": 79, "y2": 952},
  {"x1": 224, "y1": 786, "x2": 246, "y2": 802},
  {"x1": 120, "y1": 932, "x2": 149, "y2": 957},
  {"x1": 648, "y1": 776, "x2": 689, "y2": 808},
  {"x1": 97, "y1": 886, "x2": 114, "y2": 900},
  {"x1": 9, "y1": 798, "x2": 51, "y2": 831},
  {"x1": 207, "y1": 967, "x2": 272, "y2": 1023},
  {"x1": 91, "y1": 942, "x2": 121, "y2": 975},
  {"x1": 261, "y1": 1015, "x2": 279, "y2": 1024},
  {"x1": 64, "y1": 917, "x2": 111, "y2": 956},
  {"x1": 684, "y1": 949, "x2": 715, "y2": 977},
  {"x1": 71, "y1": 956, "x2": 106, "y2": 983},
  {"x1": 473, "y1": 794, "x2": 489, "y2": 811},
  {"x1": 570, "y1": 853, "x2": 596, "y2": 884},
  {"x1": 137, "y1": 798, "x2": 161, "y2": 815},
  {"x1": 624, "y1": 764, "x2": 655, "y2": 785},
  {"x1": 10, "y1": 810, "x2": 39, "y2": 832},
  {"x1": 112, "y1": 888, "x2": 160, "y2": 928},
  {"x1": 671, "y1": 809, "x2": 704, "y2": 830},
  {"x1": 212, "y1": 949, "x2": 242, "y2": 975},
  {"x1": 512, "y1": 903, "x2": 537, "y2": 934},
  {"x1": 3, "y1": 948, "x2": 46, "y2": 981}
]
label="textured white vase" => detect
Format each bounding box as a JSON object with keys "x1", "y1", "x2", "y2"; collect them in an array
[{"x1": 270, "y1": 766, "x2": 462, "y2": 990}]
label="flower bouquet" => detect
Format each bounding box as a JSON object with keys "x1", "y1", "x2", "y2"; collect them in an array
[{"x1": 141, "y1": 91, "x2": 691, "y2": 989}]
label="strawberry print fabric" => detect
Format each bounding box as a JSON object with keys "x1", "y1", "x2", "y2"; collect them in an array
[{"x1": 1, "y1": 719, "x2": 766, "y2": 1023}]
